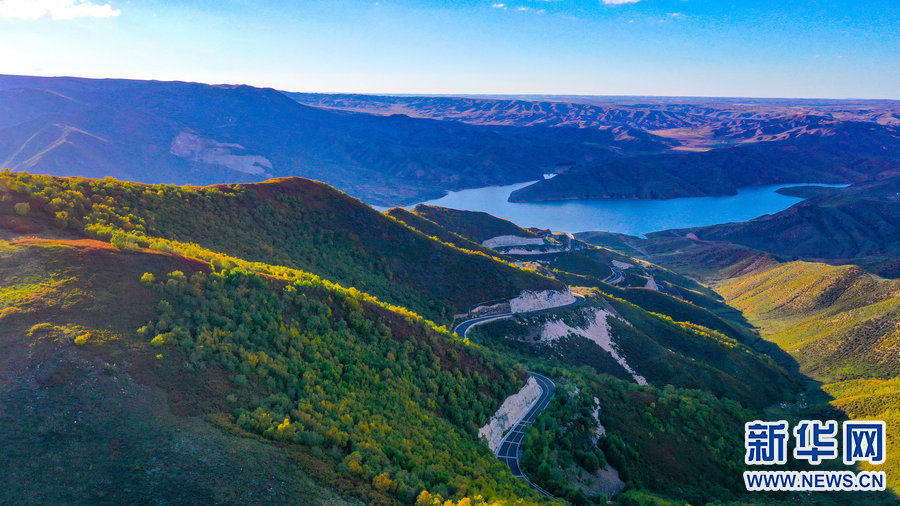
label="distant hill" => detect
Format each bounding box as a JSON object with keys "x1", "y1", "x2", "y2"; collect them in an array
[
  {"x1": 658, "y1": 177, "x2": 900, "y2": 277},
  {"x1": 0, "y1": 75, "x2": 672, "y2": 206},
  {"x1": 288, "y1": 93, "x2": 900, "y2": 138},
  {"x1": 507, "y1": 121, "x2": 900, "y2": 202}
]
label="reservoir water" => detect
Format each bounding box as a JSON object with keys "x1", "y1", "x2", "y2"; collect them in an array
[{"x1": 416, "y1": 181, "x2": 845, "y2": 236}]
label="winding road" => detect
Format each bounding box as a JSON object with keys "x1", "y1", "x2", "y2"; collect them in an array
[
  {"x1": 453, "y1": 296, "x2": 586, "y2": 496},
  {"x1": 495, "y1": 372, "x2": 555, "y2": 496},
  {"x1": 452, "y1": 295, "x2": 585, "y2": 338},
  {"x1": 603, "y1": 266, "x2": 625, "y2": 285}
]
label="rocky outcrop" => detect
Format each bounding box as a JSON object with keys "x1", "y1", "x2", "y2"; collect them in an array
[
  {"x1": 170, "y1": 132, "x2": 272, "y2": 176},
  {"x1": 482, "y1": 235, "x2": 545, "y2": 249},
  {"x1": 538, "y1": 308, "x2": 647, "y2": 385},
  {"x1": 589, "y1": 398, "x2": 626, "y2": 496},
  {"x1": 509, "y1": 290, "x2": 575, "y2": 313},
  {"x1": 478, "y1": 377, "x2": 542, "y2": 453}
]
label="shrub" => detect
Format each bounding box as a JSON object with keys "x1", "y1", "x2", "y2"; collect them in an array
[
  {"x1": 150, "y1": 334, "x2": 166, "y2": 347},
  {"x1": 110, "y1": 231, "x2": 138, "y2": 250},
  {"x1": 140, "y1": 272, "x2": 155, "y2": 287},
  {"x1": 13, "y1": 202, "x2": 29, "y2": 216}
]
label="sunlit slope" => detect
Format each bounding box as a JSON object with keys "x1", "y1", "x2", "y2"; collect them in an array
[
  {"x1": 823, "y1": 378, "x2": 900, "y2": 492},
  {"x1": 384, "y1": 206, "x2": 501, "y2": 257},
  {"x1": 718, "y1": 261, "x2": 899, "y2": 380},
  {"x1": 0, "y1": 171, "x2": 562, "y2": 323},
  {"x1": 0, "y1": 239, "x2": 355, "y2": 503},
  {"x1": 0, "y1": 236, "x2": 545, "y2": 504},
  {"x1": 718, "y1": 260, "x2": 900, "y2": 493}
]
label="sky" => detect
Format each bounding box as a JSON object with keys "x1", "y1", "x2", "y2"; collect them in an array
[{"x1": 0, "y1": 0, "x2": 897, "y2": 98}]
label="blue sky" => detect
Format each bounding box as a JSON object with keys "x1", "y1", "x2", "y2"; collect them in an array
[{"x1": 1, "y1": 0, "x2": 897, "y2": 98}]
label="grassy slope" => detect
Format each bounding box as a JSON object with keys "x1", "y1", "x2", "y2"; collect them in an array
[
  {"x1": 718, "y1": 261, "x2": 900, "y2": 492},
  {"x1": 718, "y1": 262, "x2": 899, "y2": 380},
  {"x1": 383, "y1": 207, "x2": 503, "y2": 257},
  {"x1": 0, "y1": 238, "x2": 541, "y2": 504},
  {"x1": 410, "y1": 205, "x2": 538, "y2": 243},
  {"x1": 0, "y1": 172, "x2": 562, "y2": 324}
]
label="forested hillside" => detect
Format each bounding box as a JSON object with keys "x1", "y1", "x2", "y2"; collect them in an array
[
  {"x1": 408, "y1": 205, "x2": 540, "y2": 244},
  {"x1": 0, "y1": 171, "x2": 577, "y2": 503},
  {"x1": 0, "y1": 171, "x2": 562, "y2": 323},
  {"x1": 384, "y1": 207, "x2": 501, "y2": 257},
  {"x1": 3, "y1": 170, "x2": 897, "y2": 504},
  {"x1": 0, "y1": 237, "x2": 543, "y2": 503}
]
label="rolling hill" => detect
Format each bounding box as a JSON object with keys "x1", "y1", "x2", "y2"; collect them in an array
[
  {"x1": 0, "y1": 171, "x2": 564, "y2": 323},
  {"x1": 0, "y1": 75, "x2": 673, "y2": 206},
  {"x1": 508, "y1": 122, "x2": 900, "y2": 202},
  {"x1": 288, "y1": 93, "x2": 900, "y2": 141},
  {"x1": 2, "y1": 170, "x2": 896, "y2": 504},
  {"x1": 662, "y1": 177, "x2": 900, "y2": 277},
  {"x1": 394, "y1": 204, "x2": 796, "y2": 375},
  {"x1": 577, "y1": 199, "x2": 900, "y2": 497},
  {"x1": 717, "y1": 260, "x2": 900, "y2": 492}
]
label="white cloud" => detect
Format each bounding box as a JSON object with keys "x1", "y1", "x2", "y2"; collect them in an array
[
  {"x1": 0, "y1": 0, "x2": 120, "y2": 20},
  {"x1": 511, "y1": 5, "x2": 545, "y2": 13},
  {"x1": 602, "y1": 0, "x2": 642, "y2": 4},
  {"x1": 492, "y1": 3, "x2": 506, "y2": 8}
]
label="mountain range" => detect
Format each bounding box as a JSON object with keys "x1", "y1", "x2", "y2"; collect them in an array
[
  {"x1": 0, "y1": 75, "x2": 672, "y2": 206},
  {"x1": 508, "y1": 121, "x2": 900, "y2": 202},
  {"x1": 2, "y1": 74, "x2": 899, "y2": 504},
  {"x1": 2, "y1": 74, "x2": 898, "y2": 208}
]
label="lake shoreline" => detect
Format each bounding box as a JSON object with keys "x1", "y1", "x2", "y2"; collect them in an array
[{"x1": 412, "y1": 181, "x2": 849, "y2": 237}]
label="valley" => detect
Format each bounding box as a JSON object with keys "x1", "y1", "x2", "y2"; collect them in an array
[
  {"x1": 4, "y1": 0, "x2": 897, "y2": 502},
  {"x1": 0, "y1": 77, "x2": 897, "y2": 505}
]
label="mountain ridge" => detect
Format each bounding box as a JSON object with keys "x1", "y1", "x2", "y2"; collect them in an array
[{"x1": 0, "y1": 74, "x2": 674, "y2": 206}]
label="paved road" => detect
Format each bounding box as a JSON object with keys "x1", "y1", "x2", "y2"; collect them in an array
[
  {"x1": 495, "y1": 372, "x2": 556, "y2": 496},
  {"x1": 453, "y1": 295, "x2": 585, "y2": 338},
  {"x1": 603, "y1": 266, "x2": 625, "y2": 285},
  {"x1": 454, "y1": 313, "x2": 515, "y2": 338},
  {"x1": 452, "y1": 296, "x2": 583, "y2": 497}
]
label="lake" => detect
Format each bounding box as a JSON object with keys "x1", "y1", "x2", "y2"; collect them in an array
[{"x1": 416, "y1": 181, "x2": 845, "y2": 236}]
